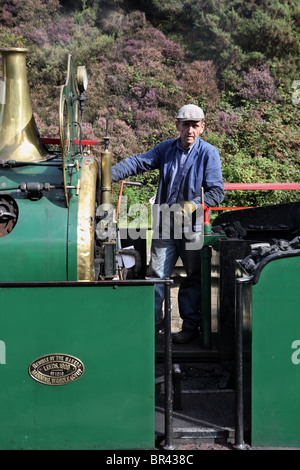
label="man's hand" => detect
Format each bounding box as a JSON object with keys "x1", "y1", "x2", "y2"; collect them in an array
[
  {"x1": 174, "y1": 201, "x2": 196, "y2": 227},
  {"x1": 181, "y1": 201, "x2": 196, "y2": 218}
]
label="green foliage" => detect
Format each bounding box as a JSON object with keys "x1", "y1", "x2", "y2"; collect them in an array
[
  {"x1": 205, "y1": 97, "x2": 300, "y2": 207},
  {"x1": 0, "y1": 0, "x2": 299, "y2": 211},
  {"x1": 135, "y1": 0, "x2": 300, "y2": 93}
]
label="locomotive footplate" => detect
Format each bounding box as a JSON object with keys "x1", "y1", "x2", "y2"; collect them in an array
[
  {"x1": 155, "y1": 359, "x2": 235, "y2": 445},
  {"x1": 155, "y1": 333, "x2": 219, "y2": 362}
]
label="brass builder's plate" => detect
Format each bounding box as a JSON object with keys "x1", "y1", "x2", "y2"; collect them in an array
[{"x1": 28, "y1": 354, "x2": 84, "y2": 386}]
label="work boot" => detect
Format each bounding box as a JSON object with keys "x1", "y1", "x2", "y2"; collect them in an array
[{"x1": 172, "y1": 328, "x2": 199, "y2": 344}]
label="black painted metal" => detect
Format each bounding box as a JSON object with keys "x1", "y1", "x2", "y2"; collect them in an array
[
  {"x1": 235, "y1": 277, "x2": 252, "y2": 450},
  {"x1": 164, "y1": 280, "x2": 174, "y2": 449}
]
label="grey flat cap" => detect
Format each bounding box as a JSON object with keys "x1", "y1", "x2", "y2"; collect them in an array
[{"x1": 176, "y1": 104, "x2": 205, "y2": 121}]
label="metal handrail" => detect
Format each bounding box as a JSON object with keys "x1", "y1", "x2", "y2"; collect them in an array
[
  {"x1": 210, "y1": 183, "x2": 300, "y2": 212},
  {"x1": 224, "y1": 183, "x2": 300, "y2": 190}
]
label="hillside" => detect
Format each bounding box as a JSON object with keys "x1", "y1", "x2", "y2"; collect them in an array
[{"x1": 0, "y1": 0, "x2": 299, "y2": 207}]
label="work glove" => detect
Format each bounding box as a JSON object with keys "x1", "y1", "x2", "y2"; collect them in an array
[
  {"x1": 180, "y1": 201, "x2": 197, "y2": 218},
  {"x1": 174, "y1": 201, "x2": 196, "y2": 228}
]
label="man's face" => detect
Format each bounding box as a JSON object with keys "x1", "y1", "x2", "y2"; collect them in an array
[{"x1": 176, "y1": 120, "x2": 205, "y2": 149}]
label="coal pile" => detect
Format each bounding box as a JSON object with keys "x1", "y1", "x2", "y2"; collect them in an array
[{"x1": 240, "y1": 235, "x2": 300, "y2": 276}]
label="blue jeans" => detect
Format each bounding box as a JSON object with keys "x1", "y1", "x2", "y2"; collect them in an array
[{"x1": 149, "y1": 232, "x2": 202, "y2": 330}]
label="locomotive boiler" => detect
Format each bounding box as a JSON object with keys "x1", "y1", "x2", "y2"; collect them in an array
[{"x1": 0, "y1": 48, "x2": 157, "y2": 450}]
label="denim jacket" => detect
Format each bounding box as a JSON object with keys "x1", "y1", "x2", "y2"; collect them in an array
[{"x1": 111, "y1": 137, "x2": 224, "y2": 208}]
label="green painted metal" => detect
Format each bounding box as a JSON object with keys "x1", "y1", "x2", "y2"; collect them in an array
[
  {"x1": 66, "y1": 158, "x2": 82, "y2": 281},
  {"x1": 60, "y1": 54, "x2": 81, "y2": 159},
  {"x1": 0, "y1": 283, "x2": 155, "y2": 450},
  {"x1": 249, "y1": 255, "x2": 300, "y2": 447},
  {"x1": 0, "y1": 160, "x2": 81, "y2": 281}
]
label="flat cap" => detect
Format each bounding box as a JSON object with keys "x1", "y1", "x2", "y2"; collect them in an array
[{"x1": 176, "y1": 104, "x2": 205, "y2": 121}]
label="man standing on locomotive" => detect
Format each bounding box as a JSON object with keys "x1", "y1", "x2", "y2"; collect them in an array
[{"x1": 111, "y1": 104, "x2": 224, "y2": 343}]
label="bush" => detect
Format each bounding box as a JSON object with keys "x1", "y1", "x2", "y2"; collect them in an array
[{"x1": 0, "y1": 0, "x2": 299, "y2": 212}]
